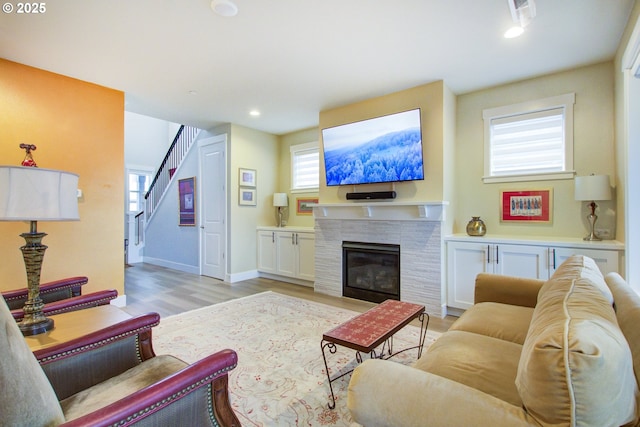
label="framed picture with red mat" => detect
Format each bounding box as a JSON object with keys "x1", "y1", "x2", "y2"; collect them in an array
[{"x1": 501, "y1": 189, "x2": 552, "y2": 223}]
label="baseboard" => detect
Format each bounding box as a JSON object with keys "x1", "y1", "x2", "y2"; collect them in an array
[
  {"x1": 143, "y1": 257, "x2": 200, "y2": 275},
  {"x1": 227, "y1": 269, "x2": 259, "y2": 283},
  {"x1": 445, "y1": 306, "x2": 464, "y2": 318},
  {"x1": 258, "y1": 272, "x2": 314, "y2": 287}
]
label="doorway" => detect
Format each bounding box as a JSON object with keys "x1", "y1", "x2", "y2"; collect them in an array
[{"x1": 199, "y1": 135, "x2": 227, "y2": 280}]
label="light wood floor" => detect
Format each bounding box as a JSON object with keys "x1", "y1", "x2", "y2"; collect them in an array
[{"x1": 123, "y1": 263, "x2": 457, "y2": 333}]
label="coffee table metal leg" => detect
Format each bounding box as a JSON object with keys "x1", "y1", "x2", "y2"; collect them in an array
[
  {"x1": 417, "y1": 312, "x2": 430, "y2": 358},
  {"x1": 321, "y1": 340, "x2": 338, "y2": 409}
]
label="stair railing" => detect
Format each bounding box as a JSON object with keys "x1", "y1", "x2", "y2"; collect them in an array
[{"x1": 144, "y1": 125, "x2": 199, "y2": 220}]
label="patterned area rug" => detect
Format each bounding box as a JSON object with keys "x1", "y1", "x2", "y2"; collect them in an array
[{"x1": 153, "y1": 291, "x2": 440, "y2": 426}]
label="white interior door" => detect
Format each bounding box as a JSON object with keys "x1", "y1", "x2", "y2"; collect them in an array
[{"x1": 199, "y1": 136, "x2": 227, "y2": 280}]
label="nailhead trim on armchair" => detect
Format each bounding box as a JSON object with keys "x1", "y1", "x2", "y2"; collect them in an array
[
  {"x1": 109, "y1": 365, "x2": 236, "y2": 427},
  {"x1": 36, "y1": 313, "x2": 160, "y2": 364}
]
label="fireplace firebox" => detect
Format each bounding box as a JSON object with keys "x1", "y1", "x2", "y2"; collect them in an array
[{"x1": 342, "y1": 241, "x2": 400, "y2": 303}]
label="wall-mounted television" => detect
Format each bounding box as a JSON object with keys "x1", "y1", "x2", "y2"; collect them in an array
[{"x1": 322, "y1": 108, "x2": 424, "y2": 187}]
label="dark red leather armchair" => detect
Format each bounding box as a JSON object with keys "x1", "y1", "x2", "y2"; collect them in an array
[
  {"x1": 2, "y1": 276, "x2": 118, "y2": 321},
  {"x1": 0, "y1": 297, "x2": 241, "y2": 426},
  {"x1": 2, "y1": 276, "x2": 89, "y2": 308}
]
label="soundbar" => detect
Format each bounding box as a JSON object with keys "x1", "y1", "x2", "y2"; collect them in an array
[{"x1": 346, "y1": 191, "x2": 397, "y2": 200}]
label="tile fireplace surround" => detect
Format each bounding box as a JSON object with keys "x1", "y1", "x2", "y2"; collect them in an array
[{"x1": 313, "y1": 202, "x2": 447, "y2": 318}]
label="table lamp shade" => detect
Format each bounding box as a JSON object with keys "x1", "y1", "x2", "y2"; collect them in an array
[
  {"x1": 273, "y1": 193, "x2": 288, "y2": 207},
  {"x1": 0, "y1": 166, "x2": 79, "y2": 221},
  {"x1": 574, "y1": 175, "x2": 612, "y2": 202}
]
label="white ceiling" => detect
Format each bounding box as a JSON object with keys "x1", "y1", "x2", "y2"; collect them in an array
[{"x1": 0, "y1": 0, "x2": 634, "y2": 135}]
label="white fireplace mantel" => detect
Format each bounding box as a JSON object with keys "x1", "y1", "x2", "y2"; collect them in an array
[{"x1": 312, "y1": 201, "x2": 448, "y2": 222}]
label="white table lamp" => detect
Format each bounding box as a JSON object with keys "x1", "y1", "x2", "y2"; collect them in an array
[
  {"x1": 574, "y1": 174, "x2": 611, "y2": 241},
  {"x1": 273, "y1": 193, "x2": 288, "y2": 227},
  {"x1": 0, "y1": 166, "x2": 79, "y2": 335}
]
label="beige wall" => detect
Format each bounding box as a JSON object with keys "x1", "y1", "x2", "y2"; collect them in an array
[
  {"x1": 278, "y1": 127, "x2": 319, "y2": 228},
  {"x1": 454, "y1": 62, "x2": 617, "y2": 239},
  {"x1": 0, "y1": 59, "x2": 124, "y2": 295},
  {"x1": 318, "y1": 81, "x2": 448, "y2": 204},
  {"x1": 228, "y1": 124, "x2": 279, "y2": 274}
]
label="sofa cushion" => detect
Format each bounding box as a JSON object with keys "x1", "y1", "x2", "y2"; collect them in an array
[
  {"x1": 516, "y1": 256, "x2": 637, "y2": 427},
  {"x1": 414, "y1": 330, "x2": 523, "y2": 407},
  {"x1": 539, "y1": 254, "x2": 614, "y2": 304},
  {"x1": 0, "y1": 300, "x2": 65, "y2": 427},
  {"x1": 605, "y1": 272, "x2": 640, "y2": 427},
  {"x1": 449, "y1": 302, "x2": 534, "y2": 345}
]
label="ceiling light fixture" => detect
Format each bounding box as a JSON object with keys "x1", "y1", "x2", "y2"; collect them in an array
[
  {"x1": 505, "y1": 0, "x2": 536, "y2": 38},
  {"x1": 504, "y1": 26, "x2": 525, "y2": 38},
  {"x1": 508, "y1": 0, "x2": 536, "y2": 27},
  {"x1": 249, "y1": 110, "x2": 261, "y2": 117},
  {"x1": 211, "y1": 0, "x2": 238, "y2": 17}
]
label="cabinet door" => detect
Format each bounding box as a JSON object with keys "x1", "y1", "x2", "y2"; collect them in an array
[
  {"x1": 551, "y1": 247, "x2": 620, "y2": 276},
  {"x1": 276, "y1": 232, "x2": 297, "y2": 277},
  {"x1": 447, "y1": 242, "x2": 492, "y2": 310},
  {"x1": 256, "y1": 231, "x2": 277, "y2": 273},
  {"x1": 494, "y1": 244, "x2": 549, "y2": 279},
  {"x1": 296, "y1": 232, "x2": 315, "y2": 282}
]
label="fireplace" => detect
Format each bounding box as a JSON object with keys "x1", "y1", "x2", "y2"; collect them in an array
[{"x1": 342, "y1": 241, "x2": 400, "y2": 303}]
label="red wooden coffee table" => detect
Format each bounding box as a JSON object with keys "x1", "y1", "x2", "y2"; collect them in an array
[{"x1": 321, "y1": 299, "x2": 429, "y2": 409}]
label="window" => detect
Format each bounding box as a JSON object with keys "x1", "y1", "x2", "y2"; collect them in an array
[
  {"x1": 290, "y1": 142, "x2": 319, "y2": 192},
  {"x1": 483, "y1": 93, "x2": 575, "y2": 183},
  {"x1": 127, "y1": 169, "x2": 152, "y2": 213}
]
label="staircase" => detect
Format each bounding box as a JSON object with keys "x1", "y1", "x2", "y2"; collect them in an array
[{"x1": 144, "y1": 125, "x2": 199, "y2": 220}]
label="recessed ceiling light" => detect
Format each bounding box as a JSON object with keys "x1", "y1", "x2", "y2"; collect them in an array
[
  {"x1": 504, "y1": 26, "x2": 524, "y2": 38},
  {"x1": 249, "y1": 110, "x2": 261, "y2": 117},
  {"x1": 188, "y1": 90, "x2": 197, "y2": 95},
  {"x1": 211, "y1": 0, "x2": 238, "y2": 17}
]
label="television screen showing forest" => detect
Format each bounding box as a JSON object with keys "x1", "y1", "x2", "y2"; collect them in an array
[{"x1": 322, "y1": 109, "x2": 424, "y2": 186}]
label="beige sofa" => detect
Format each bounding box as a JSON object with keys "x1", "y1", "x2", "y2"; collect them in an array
[{"x1": 347, "y1": 255, "x2": 640, "y2": 426}]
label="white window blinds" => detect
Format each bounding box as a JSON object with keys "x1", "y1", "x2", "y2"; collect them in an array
[
  {"x1": 290, "y1": 142, "x2": 319, "y2": 191},
  {"x1": 483, "y1": 93, "x2": 575, "y2": 183},
  {"x1": 490, "y1": 108, "x2": 565, "y2": 176}
]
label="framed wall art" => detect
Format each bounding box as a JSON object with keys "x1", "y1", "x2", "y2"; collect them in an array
[
  {"x1": 501, "y1": 189, "x2": 553, "y2": 223},
  {"x1": 296, "y1": 197, "x2": 318, "y2": 215},
  {"x1": 178, "y1": 177, "x2": 196, "y2": 226},
  {"x1": 239, "y1": 188, "x2": 256, "y2": 206},
  {"x1": 239, "y1": 168, "x2": 256, "y2": 187}
]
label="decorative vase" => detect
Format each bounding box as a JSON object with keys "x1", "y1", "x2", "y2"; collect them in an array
[{"x1": 466, "y1": 216, "x2": 486, "y2": 236}]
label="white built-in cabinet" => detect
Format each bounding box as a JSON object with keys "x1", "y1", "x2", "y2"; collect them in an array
[
  {"x1": 445, "y1": 235, "x2": 624, "y2": 310},
  {"x1": 257, "y1": 227, "x2": 315, "y2": 284}
]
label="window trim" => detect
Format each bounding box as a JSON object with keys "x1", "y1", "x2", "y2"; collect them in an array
[
  {"x1": 290, "y1": 141, "x2": 319, "y2": 193},
  {"x1": 126, "y1": 166, "x2": 153, "y2": 214},
  {"x1": 482, "y1": 93, "x2": 576, "y2": 183}
]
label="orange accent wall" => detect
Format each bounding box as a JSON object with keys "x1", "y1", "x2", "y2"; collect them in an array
[{"x1": 0, "y1": 59, "x2": 124, "y2": 296}]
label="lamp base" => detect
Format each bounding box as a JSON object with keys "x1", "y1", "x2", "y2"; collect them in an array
[
  {"x1": 582, "y1": 206, "x2": 602, "y2": 241},
  {"x1": 583, "y1": 233, "x2": 603, "y2": 241},
  {"x1": 19, "y1": 317, "x2": 54, "y2": 336},
  {"x1": 276, "y1": 207, "x2": 286, "y2": 227},
  {"x1": 18, "y1": 222, "x2": 54, "y2": 336}
]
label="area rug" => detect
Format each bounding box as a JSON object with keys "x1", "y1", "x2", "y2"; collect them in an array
[{"x1": 153, "y1": 291, "x2": 440, "y2": 426}]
